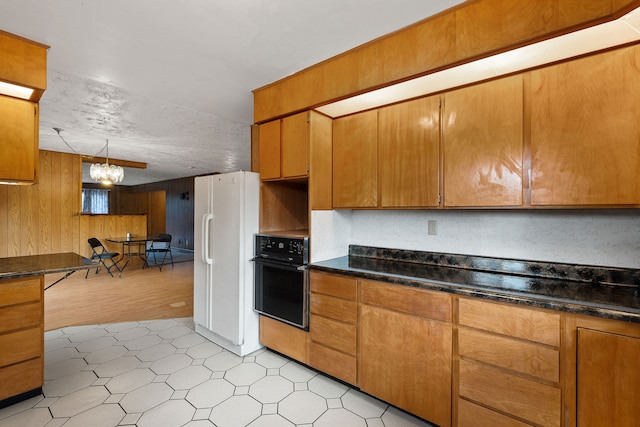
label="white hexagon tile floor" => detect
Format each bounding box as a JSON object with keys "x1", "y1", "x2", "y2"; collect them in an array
[{"x1": 0, "y1": 317, "x2": 437, "y2": 427}]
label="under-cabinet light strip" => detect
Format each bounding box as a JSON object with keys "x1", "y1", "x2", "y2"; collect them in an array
[{"x1": 317, "y1": 6, "x2": 640, "y2": 118}]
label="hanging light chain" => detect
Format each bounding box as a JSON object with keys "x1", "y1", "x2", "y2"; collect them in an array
[
  {"x1": 53, "y1": 127, "x2": 108, "y2": 158},
  {"x1": 53, "y1": 127, "x2": 124, "y2": 185}
]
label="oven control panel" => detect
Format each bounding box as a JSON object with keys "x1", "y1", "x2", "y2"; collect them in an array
[{"x1": 255, "y1": 234, "x2": 309, "y2": 264}]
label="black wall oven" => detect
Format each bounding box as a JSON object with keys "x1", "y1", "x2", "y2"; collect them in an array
[{"x1": 253, "y1": 234, "x2": 309, "y2": 330}]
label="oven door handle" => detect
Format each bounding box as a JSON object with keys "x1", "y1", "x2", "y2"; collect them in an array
[{"x1": 252, "y1": 257, "x2": 304, "y2": 270}]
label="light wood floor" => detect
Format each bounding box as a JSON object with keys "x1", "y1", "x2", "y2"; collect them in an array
[{"x1": 44, "y1": 260, "x2": 194, "y2": 331}]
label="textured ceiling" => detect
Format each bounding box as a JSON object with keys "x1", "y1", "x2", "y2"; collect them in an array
[{"x1": 0, "y1": 0, "x2": 464, "y2": 185}]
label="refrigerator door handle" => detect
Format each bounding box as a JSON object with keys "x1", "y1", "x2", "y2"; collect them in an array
[{"x1": 202, "y1": 213, "x2": 214, "y2": 264}]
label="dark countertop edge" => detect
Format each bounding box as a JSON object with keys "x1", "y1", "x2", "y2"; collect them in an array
[
  {"x1": 309, "y1": 263, "x2": 640, "y2": 324},
  {"x1": 0, "y1": 253, "x2": 96, "y2": 280},
  {"x1": 0, "y1": 264, "x2": 94, "y2": 280}
]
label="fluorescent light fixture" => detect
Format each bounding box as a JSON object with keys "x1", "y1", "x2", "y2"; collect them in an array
[
  {"x1": 0, "y1": 80, "x2": 34, "y2": 100},
  {"x1": 317, "y1": 6, "x2": 640, "y2": 118}
]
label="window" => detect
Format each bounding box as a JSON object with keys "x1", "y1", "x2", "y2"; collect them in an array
[{"x1": 82, "y1": 188, "x2": 110, "y2": 214}]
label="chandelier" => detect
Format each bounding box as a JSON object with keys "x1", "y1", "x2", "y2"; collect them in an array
[
  {"x1": 53, "y1": 128, "x2": 125, "y2": 186},
  {"x1": 89, "y1": 139, "x2": 124, "y2": 185}
]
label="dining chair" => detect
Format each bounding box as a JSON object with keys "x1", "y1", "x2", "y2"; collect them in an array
[
  {"x1": 86, "y1": 237, "x2": 121, "y2": 278},
  {"x1": 145, "y1": 234, "x2": 174, "y2": 271}
]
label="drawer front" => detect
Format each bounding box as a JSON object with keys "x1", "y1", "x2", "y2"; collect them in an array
[
  {"x1": 359, "y1": 279, "x2": 451, "y2": 322},
  {"x1": 0, "y1": 327, "x2": 42, "y2": 367},
  {"x1": 0, "y1": 302, "x2": 42, "y2": 334},
  {"x1": 459, "y1": 360, "x2": 561, "y2": 427},
  {"x1": 310, "y1": 271, "x2": 357, "y2": 300},
  {"x1": 458, "y1": 327, "x2": 559, "y2": 383},
  {"x1": 0, "y1": 277, "x2": 42, "y2": 308},
  {"x1": 259, "y1": 316, "x2": 307, "y2": 364},
  {"x1": 457, "y1": 398, "x2": 534, "y2": 427},
  {"x1": 459, "y1": 298, "x2": 560, "y2": 346},
  {"x1": 309, "y1": 341, "x2": 357, "y2": 385},
  {"x1": 309, "y1": 314, "x2": 357, "y2": 355},
  {"x1": 0, "y1": 357, "x2": 43, "y2": 401},
  {"x1": 310, "y1": 293, "x2": 357, "y2": 324}
]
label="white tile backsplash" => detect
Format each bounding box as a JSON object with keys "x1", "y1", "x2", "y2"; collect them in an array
[{"x1": 311, "y1": 209, "x2": 640, "y2": 268}]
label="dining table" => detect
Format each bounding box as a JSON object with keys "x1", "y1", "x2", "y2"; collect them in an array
[{"x1": 106, "y1": 235, "x2": 158, "y2": 273}]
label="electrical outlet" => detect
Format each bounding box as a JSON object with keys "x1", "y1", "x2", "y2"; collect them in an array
[{"x1": 428, "y1": 220, "x2": 437, "y2": 235}]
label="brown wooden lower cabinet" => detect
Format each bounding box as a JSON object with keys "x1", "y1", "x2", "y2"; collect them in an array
[
  {"x1": 456, "y1": 298, "x2": 561, "y2": 427},
  {"x1": 308, "y1": 271, "x2": 358, "y2": 385},
  {"x1": 576, "y1": 327, "x2": 640, "y2": 427},
  {"x1": 458, "y1": 360, "x2": 561, "y2": 426},
  {"x1": 263, "y1": 271, "x2": 640, "y2": 427},
  {"x1": 308, "y1": 341, "x2": 357, "y2": 385},
  {"x1": 457, "y1": 398, "x2": 532, "y2": 427},
  {"x1": 0, "y1": 276, "x2": 44, "y2": 403},
  {"x1": 359, "y1": 280, "x2": 452, "y2": 427},
  {"x1": 259, "y1": 315, "x2": 308, "y2": 364}
]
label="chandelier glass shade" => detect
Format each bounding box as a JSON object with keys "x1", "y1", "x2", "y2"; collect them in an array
[
  {"x1": 89, "y1": 139, "x2": 124, "y2": 185},
  {"x1": 90, "y1": 161, "x2": 124, "y2": 186}
]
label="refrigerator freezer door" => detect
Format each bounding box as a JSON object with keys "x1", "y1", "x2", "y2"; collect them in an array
[
  {"x1": 193, "y1": 176, "x2": 210, "y2": 327},
  {"x1": 208, "y1": 172, "x2": 243, "y2": 344},
  {"x1": 193, "y1": 171, "x2": 261, "y2": 355}
]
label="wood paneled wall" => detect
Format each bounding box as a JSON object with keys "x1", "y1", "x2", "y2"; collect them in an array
[
  {"x1": 117, "y1": 190, "x2": 166, "y2": 236},
  {"x1": 0, "y1": 150, "x2": 81, "y2": 258},
  {"x1": 118, "y1": 177, "x2": 195, "y2": 250},
  {"x1": 78, "y1": 214, "x2": 147, "y2": 260}
]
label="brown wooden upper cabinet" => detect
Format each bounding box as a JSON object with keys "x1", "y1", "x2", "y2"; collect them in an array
[
  {"x1": 0, "y1": 31, "x2": 47, "y2": 185},
  {"x1": 443, "y1": 75, "x2": 524, "y2": 207},
  {"x1": 333, "y1": 110, "x2": 378, "y2": 208},
  {"x1": 0, "y1": 95, "x2": 39, "y2": 184},
  {"x1": 258, "y1": 111, "x2": 309, "y2": 180},
  {"x1": 378, "y1": 96, "x2": 440, "y2": 207},
  {"x1": 530, "y1": 44, "x2": 640, "y2": 206}
]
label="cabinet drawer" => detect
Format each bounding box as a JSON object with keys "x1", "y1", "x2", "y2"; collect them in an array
[
  {"x1": 0, "y1": 327, "x2": 42, "y2": 368},
  {"x1": 0, "y1": 357, "x2": 42, "y2": 401},
  {"x1": 457, "y1": 398, "x2": 533, "y2": 427},
  {"x1": 309, "y1": 314, "x2": 357, "y2": 355},
  {"x1": 309, "y1": 341, "x2": 356, "y2": 385},
  {"x1": 310, "y1": 293, "x2": 357, "y2": 324},
  {"x1": 310, "y1": 271, "x2": 357, "y2": 300},
  {"x1": 259, "y1": 316, "x2": 307, "y2": 364},
  {"x1": 359, "y1": 279, "x2": 451, "y2": 322},
  {"x1": 0, "y1": 302, "x2": 42, "y2": 334},
  {"x1": 459, "y1": 360, "x2": 561, "y2": 427},
  {"x1": 458, "y1": 327, "x2": 559, "y2": 383},
  {"x1": 0, "y1": 277, "x2": 42, "y2": 308},
  {"x1": 459, "y1": 298, "x2": 560, "y2": 346}
]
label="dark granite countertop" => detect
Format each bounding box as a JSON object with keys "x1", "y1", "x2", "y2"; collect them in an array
[
  {"x1": 310, "y1": 246, "x2": 640, "y2": 324},
  {"x1": 0, "y1": 253, "x2": 94, "y2": 280}
]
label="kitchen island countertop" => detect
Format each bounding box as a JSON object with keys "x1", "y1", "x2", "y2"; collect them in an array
[
  {"x1": 310, "y1": 246, "x2": 640, "y2": 324},
  {"x1": 0, "y1": 252, "x2": 94, "y2": 280}
]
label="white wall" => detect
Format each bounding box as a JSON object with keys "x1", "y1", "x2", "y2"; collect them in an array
[{"x1": 311, "y1": 209, "x2": 640, "y2": 269}]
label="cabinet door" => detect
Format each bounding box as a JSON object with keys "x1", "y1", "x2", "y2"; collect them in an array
[
  {"x1": 281, "y1": 111, "x2": 309, "y2": 178},
  {"x1": 359, "y1": 303, "x2": 452, "y2": 426},
  {"x1": 378, "y1": 96, "x2": 440, "y2": 207},
  {"x1": 530, "y1": 45, "x2": 640, "y2": 205},
  {"x1": 333, "y1": 110, "x2": 378, "y2": 208},
  {"x1": 258, "y1": 119, "x2": 281, "y2": 180},
  {"x1": 0, "y1": 95, "x2": 37, "y2": 183},
  {"x1": 577, "y1": 328, "x2": 640, "y2": 426},
  {"x1": 443, "y1": 75, "x2": 523, "y2": 207},
  {"x1": 308, "y1": 111, "x2": 333, "y2": 210}
]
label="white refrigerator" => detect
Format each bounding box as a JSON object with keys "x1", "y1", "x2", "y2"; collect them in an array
[{"x1": 193, "y1": 171, "x2": 262, "y2": 356}]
